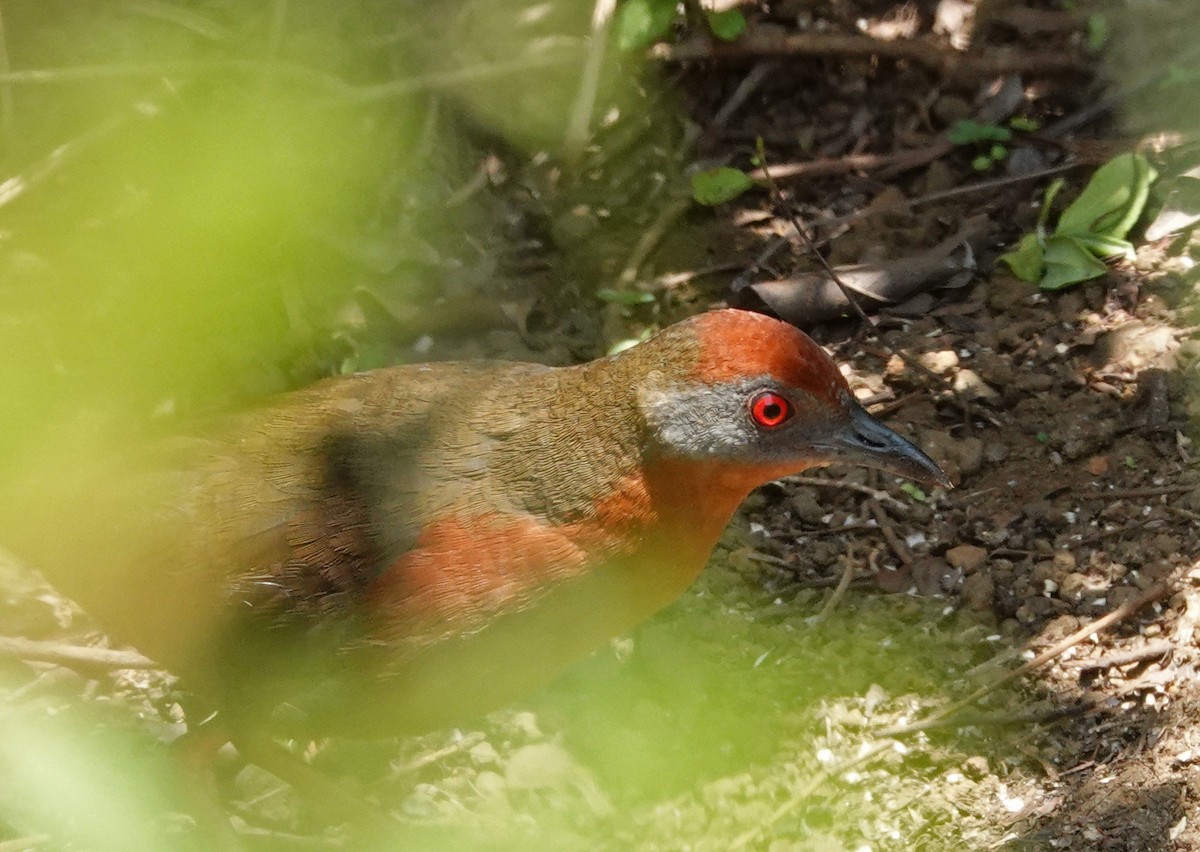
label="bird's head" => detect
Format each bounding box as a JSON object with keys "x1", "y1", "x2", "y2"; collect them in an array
[{"x1": 633, "y1": 310, "x2": 950, "y2": 489}]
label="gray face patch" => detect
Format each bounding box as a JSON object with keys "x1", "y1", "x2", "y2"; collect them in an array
[{"x1": 637, "y1": 378, "x2": 838, "y2": 464}]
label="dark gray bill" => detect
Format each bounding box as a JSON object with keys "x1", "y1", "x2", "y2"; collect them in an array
[{"x1": 816, "y1": 402, "x2": 952, "y2": 488}]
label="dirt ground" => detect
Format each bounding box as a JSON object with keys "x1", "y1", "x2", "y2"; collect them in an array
[{"x1": 2, "y1": 1, "x2": 1200, "y2": 850}]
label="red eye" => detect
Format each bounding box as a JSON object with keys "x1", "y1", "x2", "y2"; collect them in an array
[{"x1": 750, "y1": 391, "x2": 792, "y2": 429}]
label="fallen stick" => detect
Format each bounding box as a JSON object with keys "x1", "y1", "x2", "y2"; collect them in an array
[
  {"x1": 1062, "y1": 640, "x2": 1175, "y2": 671},
  {"x1": 874, "y1": 583, "x2": 1171, "y2": 737},
  {"x1": 0, "y1": 635, "x2": 158, "y2": 671},
  {"x1": 652, "y1": 28, "x2": 1089, "y2": 81}
]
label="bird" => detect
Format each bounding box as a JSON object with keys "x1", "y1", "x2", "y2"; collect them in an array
[{"x1": 6, "y1": 308, "x2": 949, "y2": 740}]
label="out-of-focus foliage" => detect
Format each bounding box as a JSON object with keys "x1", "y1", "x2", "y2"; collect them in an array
[
  {"x1": 0, "y1": 1, "x2": 686, "y2": 847},
  {"x1": 614, "y1": 0, "x2": 745, "y2": 51},
  {"x1": 690, "y1": 165, "x2": 754, "y2": 206},
  {"x1": 0, "y1": 0, "x2": 681, "y2": 469}
]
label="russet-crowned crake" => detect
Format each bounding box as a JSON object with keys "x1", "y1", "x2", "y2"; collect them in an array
[{"x1": 12, "y1": 309, "x2": 948, "y2": 737}]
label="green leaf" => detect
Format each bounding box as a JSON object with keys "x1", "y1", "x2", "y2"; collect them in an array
[
  {"x1": 1008, "y1": 116, "x2": 1040, "y2": 132},
  {"x1": 899, "y1": 482, "x2": 927, "y2": 502},
  {"x1": 690, "y1": 166, "x2": 754, "y2": 205},
  {"x1": 1037, "y1": 178, "x2": 1065, "y2": 230},
  {"x1": 614, "y1": 0, "x2": 678, "y2": 51},
  {"x1": 1087, "y1": 14, "x2": 1109, "y2": 50},
  {"x1": 1040, "y1": 234, "x2": 1108, "y2": 290},
  {"x1": 999, "y1": 232, "x2": 1045, "y2": 282},
  {"x1": 989, "y1": 144, "x2": 1008, "y2": 161},
  {"x1": 971, "y1": 154, "x2": 992, "y2": 172},
  {"x1": 1074, "y1": 233, "x2": 1135, "y2": 261},
  {"x1": 706, "y1": 9, "x2": 747, "y2": 41},
  {"x1": 597, "y1": 287, "x2": 656, "y2": 305},
  {"x1": 1056, "y1": 153, "x2": 1157, "y2": 240},
  {"x1": 947, "y1": 119, "x2": 1012, "y2": 145}
]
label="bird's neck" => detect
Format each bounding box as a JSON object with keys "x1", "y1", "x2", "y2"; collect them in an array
[{"x1": 576, "y1": 455, "x2": 799, "y2": 611}]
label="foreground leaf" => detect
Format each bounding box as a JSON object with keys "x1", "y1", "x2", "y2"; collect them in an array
[
  {"x1": 706, "y1": 9, "x2": 747, "y2": 41},
  {"x1": 691, "y1": 167, "x2": 754, "y2": 205},
  {"x1": 615, "y1": 0, "x2": 678, "y2": 51}
]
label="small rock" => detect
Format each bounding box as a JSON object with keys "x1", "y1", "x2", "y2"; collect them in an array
[
  {"x1": 953, "y1": 369, "x2": 1000, "y2": 404},
  {"x1": 1152, "y1": 533, "x2": 1181, "y2": 557},
  {"x1": 955, "y1": 437, "x2": 985, "y2": 477},
  {"x1": 470, "y1": 741, "x2": 499, "y2": 765},
  {"x1": 961, "y1": 571, "x2": 994, "y2": 611},
  {"x1": 984, "y1": 442, "x2": 1010, "y2": 463},
  {"x1": 788, "y1": 490, "x2": 825, "y2": 524},
  {"x1": 510, "y1": 711, "x2": 542, "y2": 740},
  {"x1": 946, "y1": 544, "x2": 987, "y2": 573},
  {"x1": 912, "y1": 556, "x2": 955, "y2": 595},
  {"x1": 920, "y1": 349, "x2": 960, "y2": 374},
  {"x1": 1058, "y1": 572, "x2": 1089, "y2": 602},
  {"x1": 474, "y1": 770, "x2": 506, "y2": 797},
  {"x1": 1006, "y1": 146, "x2": 1048, "y2": 177},
  {"x1": 1016, "y1": 596, "x2": 1066, "y2": 624},
  {"x1": 1042, "y1": 614, "x2": 1081, "y2": 641},
  {"x1": 876, "y1": 564, "x2": 911, "y2": 594},
  {"x1": 505, "y1": 743, "x2": 576, "y2": 791},
  {"x1": 1052, "y1": 552, "x2": 1076, "y2": 572}
]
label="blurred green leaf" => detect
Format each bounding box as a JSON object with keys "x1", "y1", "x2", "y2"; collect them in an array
[
  {"x1": 947, "y1": 119, "x2": 1012, "y2": 145},
  {"x1": 1009, "y1": 116, "x2": 1040, "y2": 132},
  {"x1": 899, "y1": 482, "x2": 927, "y2": 502},
  {"x1": 690, "y1": 166, "x2": 754, "y2": 205},
  {"x1": 1087, "y1": 14, "x2": 1109, "y2": 50},
  {"x1": 971, "y1": 155, "x2": 992, "y2": 171},
  {"x1": 615, "y1": 0, "x2": 678, "y2": 51},
  {"x1": 706, "y1": 9, "x2": 747, "y2": 41},
  {"x1": 597, "y1": 287, "x2": 656, "y2": 305},
  {"x1": 989, "y1": 144, "x2": 1008, "y2": 161}
]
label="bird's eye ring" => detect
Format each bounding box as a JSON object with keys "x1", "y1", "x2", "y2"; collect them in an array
[{"x1": 749, "y1": 390, "x2": 793, "y2": 429}]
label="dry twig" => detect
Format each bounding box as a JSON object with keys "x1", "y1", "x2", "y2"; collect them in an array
[
  {"x1": 652, "y1": 29, "x2": 1088, "y2": 80},
  {"x1": 0, "y1": 635, "x2": 157, "y2": 671},
  {"x1": 874, "y1": 583, "x2": 1171, "y2": 737}
]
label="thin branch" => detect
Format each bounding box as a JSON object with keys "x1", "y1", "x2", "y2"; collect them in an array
[
  {"x1": 782, "y1": 474, "x2": 906, "y2": 508},
  {"x1": 754, "y1": 145, "x2": 967, "y2": 420},
  {"x1": 866, "y1": 498, "x2": 912, "y2": 566},
  {"x1": 1062, "y1": 640, "x2": 1174, "y2": 671},
  {"x1": 810, "y1": 549, "x2": 862, "y2": 623},
  {"x1": 1079, "y1": 484, "x2": 1200, "y2": 500},
  {"x1": 652, "y1": 29, "x2": 1089, "y2": 80},
  {"x1": 874, "y1": 583, "x2": 1171, "y2": 738},
  {"x1": 564, "y1": 0, "x2": 617, "y2": 158},
  {"x1": 0, "y1": 635, "x2": 158, "y2": 671}
]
